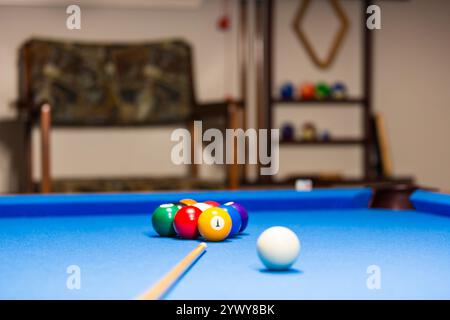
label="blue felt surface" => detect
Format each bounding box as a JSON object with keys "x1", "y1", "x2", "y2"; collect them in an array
[{"x1": 1, "y1": 207, "x2": 450, "y2": 299}]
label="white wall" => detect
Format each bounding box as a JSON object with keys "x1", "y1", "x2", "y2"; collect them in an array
[
  {"x1": 1, "y1": 0, "x2": 450, "y2": 192},
  {"x1": 374, "y1": 0, "x2": 450, "y2": 190}
]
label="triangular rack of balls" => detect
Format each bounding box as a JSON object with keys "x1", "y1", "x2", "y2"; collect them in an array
[{"x1": 152, "y1": 199, "x2": 248, "y2": 242}]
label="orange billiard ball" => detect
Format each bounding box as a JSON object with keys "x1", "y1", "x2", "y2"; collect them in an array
[
  {"x1": 299, "y1": 82, "x2": 315, "y2": 100},
  {"x1": 179, "y1": 198, "x2": 197, "y2": 206},
  {"x1": 198, "y1": 207, "x2": 232, "y2": 242}
]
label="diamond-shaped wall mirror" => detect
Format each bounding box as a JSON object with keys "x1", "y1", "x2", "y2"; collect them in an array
[{"x1": 292, "y1": 0, "x2": 349, "y2": 69}]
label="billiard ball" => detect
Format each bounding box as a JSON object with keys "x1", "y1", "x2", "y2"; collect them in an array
[
  {"x1": 319, "y1": 130, "x2": 331, "y2": 141},
  {"x1": 315, "y1": 82, "x2": 330, "y2": 99},
  {"x1": 257, "y1": 226, "x2": 301, "y2": 270},
  {"x1": 223, "y1": 201, "x2": 248, "y2": 232},
  {"x1": 193, "y1": 202, "x2": 213, "y2": 212},
  {"x1": 301, "y1": 122, "x2": 317, "y2": 141},
  {"x1": 173, "y1": 202, "x2": 186, "y2": 208},
  {"x1": 219, "y1": 204, "x2": 242, "y2": 237},
  {"x1": 173, "y1": 206, "x2": 202, "y2": 239},
  {"x1": 299, "y1": 82, "x2": 315, "y2": 99},
  {"x1": 281, "y1": 123, "x2": 295, "y2": 142},
  {"x1": 151, "y1": 203, "x2": 180, "y2": 237},
  {"x1": 198, "y1": 207, "x2": 232, "y2": 242},
  {"x1": 280, "y1": 82, "x2": 294, "y2": 100},
  {"x1": 204, "y1": 200, "x2": 220, "y2": 207},
  {"x1": 180, "y1": 198, "x2": 197, "y2": 206},
  {"x1": 331, "y1": 82, "x2": 347, "y2": 99}
]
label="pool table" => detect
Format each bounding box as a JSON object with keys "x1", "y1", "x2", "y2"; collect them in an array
[{"x1": 1, "y1": 188, "x2": 450, "y2": 300}]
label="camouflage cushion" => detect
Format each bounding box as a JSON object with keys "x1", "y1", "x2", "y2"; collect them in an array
[{"x1": 19, "y1": 39, "x2": 194, "y2": 125}]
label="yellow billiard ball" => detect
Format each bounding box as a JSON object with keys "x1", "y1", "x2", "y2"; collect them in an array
[{"x1": 198, "y1": 207, "x2": 232, "y2": 242}]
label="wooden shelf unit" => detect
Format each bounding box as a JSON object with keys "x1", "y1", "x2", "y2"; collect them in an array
[
  {"x1": 273, "y1": 98, "x2": 365, "y2": 105},
  {"x1": 254, "y1": 0, "x2": 378, "y2": 184},
  {"x1": 280, "y1": 139, "x2": 365, "y2": 146}
]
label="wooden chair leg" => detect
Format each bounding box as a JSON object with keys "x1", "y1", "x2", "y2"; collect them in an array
[
  {"x1": 188, "y1": 121, "x2": 198, "y2": 179},
  {"x1": 40, "y1": 104, "x2": 51, "y2": 193},
  {"x1": 23, "y1": 117, "x2": 34, "y2": 193},
  {"x1": 239, "y1": 106, "x2": 247, "y2": 185}
]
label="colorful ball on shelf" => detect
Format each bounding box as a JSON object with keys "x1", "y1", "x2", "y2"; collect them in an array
[
  {"x1": 280, "y1": 82, "x2": 294, "y2": 100},
  {"x1": 299, "y1": 82, "x2": 315, "y2": 100},
  {"x1": 315, "y1": 82, "x2": 331, "y2": 99},
  {"x1": 301, "y1": 122, "x2": 317, "y2": 141},
  {"x1": 331, "y1": 82, "x2": 347, "y2": 100},
  {"x1": 319, "y1": 130, "x2": 331, "y2": 141},
  {"x1": 281, "y1": 123, "x2": 295, "y2": 141}
]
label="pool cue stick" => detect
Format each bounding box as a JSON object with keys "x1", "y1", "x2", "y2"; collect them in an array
[
  {"x1": 137, "y1": 242, "x2": 207, "y2": 300},
  {"x1": 374, "y1": 113, "x2": 393, "y2": 177}
]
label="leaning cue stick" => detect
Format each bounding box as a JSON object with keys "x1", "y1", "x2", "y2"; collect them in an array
[{"x1": 137, "y1": 242, "x2": 207, "y2": 300}]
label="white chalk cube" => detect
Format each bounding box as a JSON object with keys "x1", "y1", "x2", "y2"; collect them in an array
[{"x1": 295, "y1": 179, "x2": 313, "y2": 191}]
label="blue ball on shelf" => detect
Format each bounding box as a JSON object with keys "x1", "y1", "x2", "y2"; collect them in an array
[
  {"x1": 280, "y1": 82, "x2": 294, "y2": 100},
  {"x1": 319, "y1": 130, "x2": 331, "y2": 141},
  {"x1": 281, "y1": 123, "x2": 295, "y2": 141},
  {"x1": 331, "y1": 82, "x2": 347, "y2": 100}
]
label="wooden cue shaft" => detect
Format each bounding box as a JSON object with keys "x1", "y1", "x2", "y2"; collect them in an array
[{"x1": 137, "y1": 242, "x2": 207, "y2": 300}]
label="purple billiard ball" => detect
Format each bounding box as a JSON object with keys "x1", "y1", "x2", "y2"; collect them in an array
[{"x1": 224, "y1": 201, "x2": 248, "y2": 232}]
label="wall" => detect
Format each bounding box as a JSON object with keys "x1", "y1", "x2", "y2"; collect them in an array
[{"x1": 374, "y1": 0, "x2": 450, "y2": 190}]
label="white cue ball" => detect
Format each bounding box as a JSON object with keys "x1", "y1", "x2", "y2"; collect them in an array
[
  {"x1": 256, "y1": 226, "x2": 301, "y2": 270},
  {"x1": 193, "y1": 203, "x2": 213, "y2": 212}
]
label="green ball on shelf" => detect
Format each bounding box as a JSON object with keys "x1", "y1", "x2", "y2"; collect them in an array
[{"x1": 315, "y1": 82, "x2": 331, "y2": 99}]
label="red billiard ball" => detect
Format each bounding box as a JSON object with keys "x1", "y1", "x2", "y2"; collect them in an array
[
  {"x1": 204, "y1": 200, "x2": 220, "y2": 207},
  {"x1": 173, "y1": 206, "x2": 202, "y2": 239}
]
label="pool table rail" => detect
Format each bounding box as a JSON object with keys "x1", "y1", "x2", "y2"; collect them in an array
[{"x1": 0, "y1": 188, "x2": 373, "y2": 218}]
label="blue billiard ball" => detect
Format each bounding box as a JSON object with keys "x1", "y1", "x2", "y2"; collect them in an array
[
  {"x1": 319, "y1": 130, "x2": 331, "y2": 141},
  {"x1": 225, "y1": 202, "x2": 248, "y2": 232},
  {"x1": 219, "y1": 204, "x2": 242, "y2": 237},
  {"x1": 281, "y1": 123, "x2": 295, "y2": 141},
  {"x1": 280, "y1": 82, "x2": 294, "y2": 100},
  {"x1": 331, "y1": 82, "x2": 347, "y2": 99}
]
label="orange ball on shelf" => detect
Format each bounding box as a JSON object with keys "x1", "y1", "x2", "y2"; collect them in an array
[{"x1": 299, "y1": 82, "x2": 315, "y2": 100}]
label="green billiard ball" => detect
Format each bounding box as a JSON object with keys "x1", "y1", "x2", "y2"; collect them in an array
[
  {"x1": 151, "y1": 203, "x2": 180, "y2": 237},
  {"x1": 315, "y1": 82, "x2": 331, "y2": 99}
]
